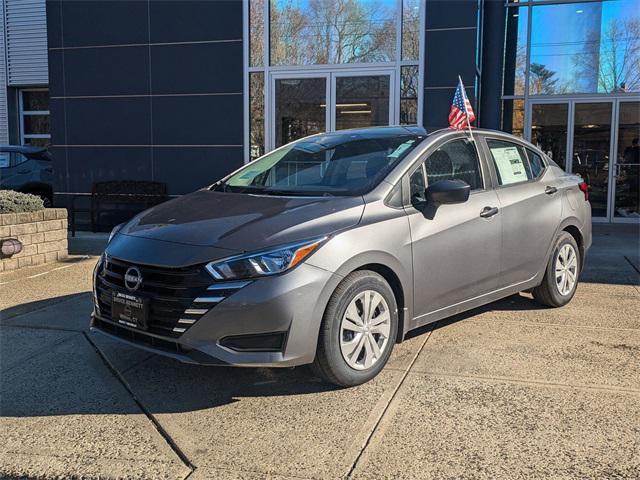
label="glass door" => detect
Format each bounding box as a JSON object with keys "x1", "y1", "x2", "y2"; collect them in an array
[
  {"x1": 528, "y1": 98, "x2": 640, "y2": 222},
  {"x1": 271, "y1": 74, "x2": 330, "y2": 149},
  {"x1": 332, "y1": 72, "x2": 394, "y2": 131},
  {"x1": 529, "y1": 102, "x2": 569, "y2": 169},
  {"x1": 612, "y1": 101, "x2": 640, "y2": 221},
  {"x1": 571, "y1": 102, "x2": 614, "y2": 219},
  {"x1": 269, "y1": 70, "x2": 394, "y2": 150}
]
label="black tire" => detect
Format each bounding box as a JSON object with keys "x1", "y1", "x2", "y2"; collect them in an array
[
  {"x1": 312, "y1": 270, "x2": 398, "y2": 387},
  {"x1": 532, "y1": 231, "x2": 580, "y2": 307}
]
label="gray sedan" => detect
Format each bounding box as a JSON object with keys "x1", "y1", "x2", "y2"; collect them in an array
[{"x1": 92, "y1": 126, "x2": 591, "y2": 387}]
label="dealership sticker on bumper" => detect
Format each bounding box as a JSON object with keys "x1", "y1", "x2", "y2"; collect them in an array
[{"x1": 112, "y1": 292, "x2": 148, "y2": 329}]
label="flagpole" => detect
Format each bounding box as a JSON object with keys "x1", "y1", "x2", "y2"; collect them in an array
[{"x1": 458, "y1": 75, "x2": 475, "y2": 144}]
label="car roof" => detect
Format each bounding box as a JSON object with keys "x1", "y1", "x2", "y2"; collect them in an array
[{"x1": 0, "y1": 144, "x2": 48, "y2": 154}]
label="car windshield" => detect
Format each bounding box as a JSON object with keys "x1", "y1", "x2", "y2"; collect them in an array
[{"x1": 214, "y1": 131, "x2": 424, "y2": 196}]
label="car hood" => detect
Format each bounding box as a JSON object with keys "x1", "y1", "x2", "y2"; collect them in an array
[{"x1": 119, "y1": 189, "x2": 365, "y2": 252}]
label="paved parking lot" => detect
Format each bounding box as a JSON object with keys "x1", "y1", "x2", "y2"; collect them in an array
[{"x1": 1, "y1": 226, "x2": 639, "y2": 479}]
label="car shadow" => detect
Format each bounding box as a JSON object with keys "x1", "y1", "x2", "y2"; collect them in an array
[
  {"x1": 404, "y1": 292, "x2": 546, "y2": 341},
  {"x1": 0, "y1": 292, "x2": 340, "y2": 418}
]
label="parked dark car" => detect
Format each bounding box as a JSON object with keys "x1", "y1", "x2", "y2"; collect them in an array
[
  {"x1": 92, "y1": 126, "x2": 592, "y2": 387},
  {"x1": 0, "y1": 145, "x2": 54, "y2": 207}
]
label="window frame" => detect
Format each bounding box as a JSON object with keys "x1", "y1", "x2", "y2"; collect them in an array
[
  {"x1": 479, "y1": 135, "x2": 547, "y2": 189},
  {"x1": 19, "y1": 88, "x2": 50, "y2": 147},
  {"x1": 401, "y1": 135, "x2": 489, "y2": 208},
  {"x1": 524, "y1": 146, "x2": 548, "y2": 179},
  {"x1": 244, "y1": 0, "x2": 426, "y2": 164}
]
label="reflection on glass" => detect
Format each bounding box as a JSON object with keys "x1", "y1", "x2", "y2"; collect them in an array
[
  {"x1": 249, "y1": 72, "x2": 265, "y2": 160},
  {"x1": 269, "y1": 0, "x2": 397, "y2": 66},
  {"x1": 614, "y1": 102, "x2": 640, "y2": 218},
  {"x1": 275, "y1": 77, "x2": 326, "y2": 147},
  {"x1": 530, "y1": 0, "x2": 640, "y2": 94},
  {"x1": 503, "y1": 6, "x2": 528, "y2": 96},
  {"x1": 502, "y1": 99, "x2": 524, "y2": 138},
  {"x1": 531, "y1": 103, "x2": 568, "y2": 169},
  {"x1": 401, "y1": 0, "x2": 420, "y2": 61},
  {"x1": 572, "y1": 103, "x2": 612, "y2": 218},
  {"x1": 400, "y1": 66, "x2": 418, "y2": 125},
  {"x1": 335, "y1": 75, "x2": 390, "y2": 130},
  {"x1": 23, "y1": 115, "x2": 50, "y2": 135},
  {"x1": 249, "y1": 0, "x2": 264, "y2": 67},
  {"x1": 22, "y1": 91, "x2": 49, "y2": 111}
]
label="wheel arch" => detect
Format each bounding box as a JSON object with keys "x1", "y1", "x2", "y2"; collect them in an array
[
  {"x1": 352, "y1": 263, "x2": 408, "y2": 343},
  {"x1": 561, "y1": 224, "x2": 585, "y2": 271}
]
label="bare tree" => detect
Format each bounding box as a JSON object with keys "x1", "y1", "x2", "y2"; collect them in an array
[
  {"x1": 270, "y1": 0, "x2": 397, "y2": 65},
  {"x1": 573, "y1": 17, "x2": 640, "y2": 93}
]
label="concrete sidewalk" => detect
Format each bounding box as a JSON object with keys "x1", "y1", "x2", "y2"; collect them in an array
[{"x1": 0, "y1": 225, "x2": 638, "y2": 479}]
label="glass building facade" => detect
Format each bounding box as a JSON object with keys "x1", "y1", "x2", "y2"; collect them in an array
[
  {"x1": 247, "y1": 0, "x2": 423, "y2": 160},
  {"x1": 502, "y1": 0, "x2": 640, "y2": 221}
]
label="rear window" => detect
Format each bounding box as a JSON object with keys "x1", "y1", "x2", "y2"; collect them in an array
[{"x1": 526, "y1": 148, "x2": 546, "y2": 178}]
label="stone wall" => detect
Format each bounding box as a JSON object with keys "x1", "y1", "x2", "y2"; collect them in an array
[{"x1": 0, "y1": 209, "x2": 68, "y2": 272}]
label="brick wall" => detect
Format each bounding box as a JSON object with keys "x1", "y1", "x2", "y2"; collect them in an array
[{"x1": 0, "y1": 209, "x2": 68, "y2": 272}]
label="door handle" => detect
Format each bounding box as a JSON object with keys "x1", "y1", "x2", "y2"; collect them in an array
[
  {"x1": 480, "y1": 206, "x2": 499, "y2": 218},
  {"x1": 545, "y1": 186, "x2": 558, "y2": 195}
]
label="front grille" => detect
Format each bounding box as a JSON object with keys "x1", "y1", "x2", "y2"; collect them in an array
[
  {"x1": 93, "y1": 317, "x2": 190, "y2": 354},
  {"x1": 94, "y1": 255, "x2": 250, "y2": 338}
]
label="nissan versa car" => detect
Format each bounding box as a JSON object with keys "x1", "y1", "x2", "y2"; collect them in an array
[{"x1": 91, "y1": 126, "x2": 591, "y2": 387}]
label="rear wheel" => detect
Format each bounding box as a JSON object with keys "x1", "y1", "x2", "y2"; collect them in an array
[
  {"x1": 312, "y1": 270, "x2": 398, "y2": 387},
  {"x1": 532, "y1": 231, "x2": 580, "y2": 307}
]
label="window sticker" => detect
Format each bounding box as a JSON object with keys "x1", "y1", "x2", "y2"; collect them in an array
[
  {"x1": 491, "y1": 146, "x2": 527, "y2": 185},
  {"x1": 388, "y1": 139, "x2": 416, "y2": 159}
]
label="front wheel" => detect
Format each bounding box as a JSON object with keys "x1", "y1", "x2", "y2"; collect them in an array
[
  {"x1": 532, "y1": 231, "x2": 580, "y2": 307},
  {"x1": 312, "y1": 270, "x2": 398, "y2": 387}
]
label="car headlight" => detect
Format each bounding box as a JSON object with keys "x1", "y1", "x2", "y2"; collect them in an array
[
  {"x1": 108, "y1": 223, "x2": 124, "y2": 243},
  {"x1": 205, "y1": 237, "x2": 326, "y2": 280}
]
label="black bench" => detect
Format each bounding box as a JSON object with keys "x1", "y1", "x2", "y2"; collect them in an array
[{"x1": 70, "y1": 181, "x2": 168, "y2": 236}]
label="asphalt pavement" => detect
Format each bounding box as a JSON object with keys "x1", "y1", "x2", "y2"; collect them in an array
[{"x1": 0, "y1": 226, "x2": 638, "y2": 479}]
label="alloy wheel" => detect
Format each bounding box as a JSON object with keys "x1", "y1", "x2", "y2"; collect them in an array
[
  {"x1": 339, "y1": 290, "x2": 391, "y2": 370},
  {"x1": 555, "y1": 244, "x2": 578, "y2": 296}
]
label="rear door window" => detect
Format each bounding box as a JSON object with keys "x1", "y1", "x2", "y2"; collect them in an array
[{"x1": 486, "y1": 139, "x2": 532, "y2": 186}]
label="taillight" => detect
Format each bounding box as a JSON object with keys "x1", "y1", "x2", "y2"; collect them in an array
[{"x1": 578, "y1": 181, "x2": 589, "y2": 201}]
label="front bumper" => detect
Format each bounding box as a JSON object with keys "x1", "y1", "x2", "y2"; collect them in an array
[{"x1": 91, "y1": 262, "x2": 342, "y2": 367}]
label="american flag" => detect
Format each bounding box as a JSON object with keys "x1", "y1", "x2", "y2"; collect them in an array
[{"x1": 449, "y1": 77, "x2": 475, "y2": 130}]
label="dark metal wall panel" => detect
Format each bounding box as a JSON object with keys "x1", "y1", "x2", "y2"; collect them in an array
[
  {"x1": 422, "y1": 0, "x2": 480, "y2": 131},
  {"x1": 149, "y1": 1, "x2": 242, "y2": 43},
  {"x1": 480, "y1": 0, "x2": 506, "y2": 130},
  {"x1": 63, "y1": 46, "x2": 150, "y2": 97},
  {"x1": 152, "y1": 147, "x2": 243, "y2": 196},
  {"x1": 46, "y1": 0, "x2": 244, "y2": 197},
  {"x1": 60, "y1": 1, "x2": 149, "y2": 47}
]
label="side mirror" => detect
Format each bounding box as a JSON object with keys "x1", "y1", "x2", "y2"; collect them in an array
[{"x1": 425, "y1": 179, "x2": 471, "y2": 206}]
